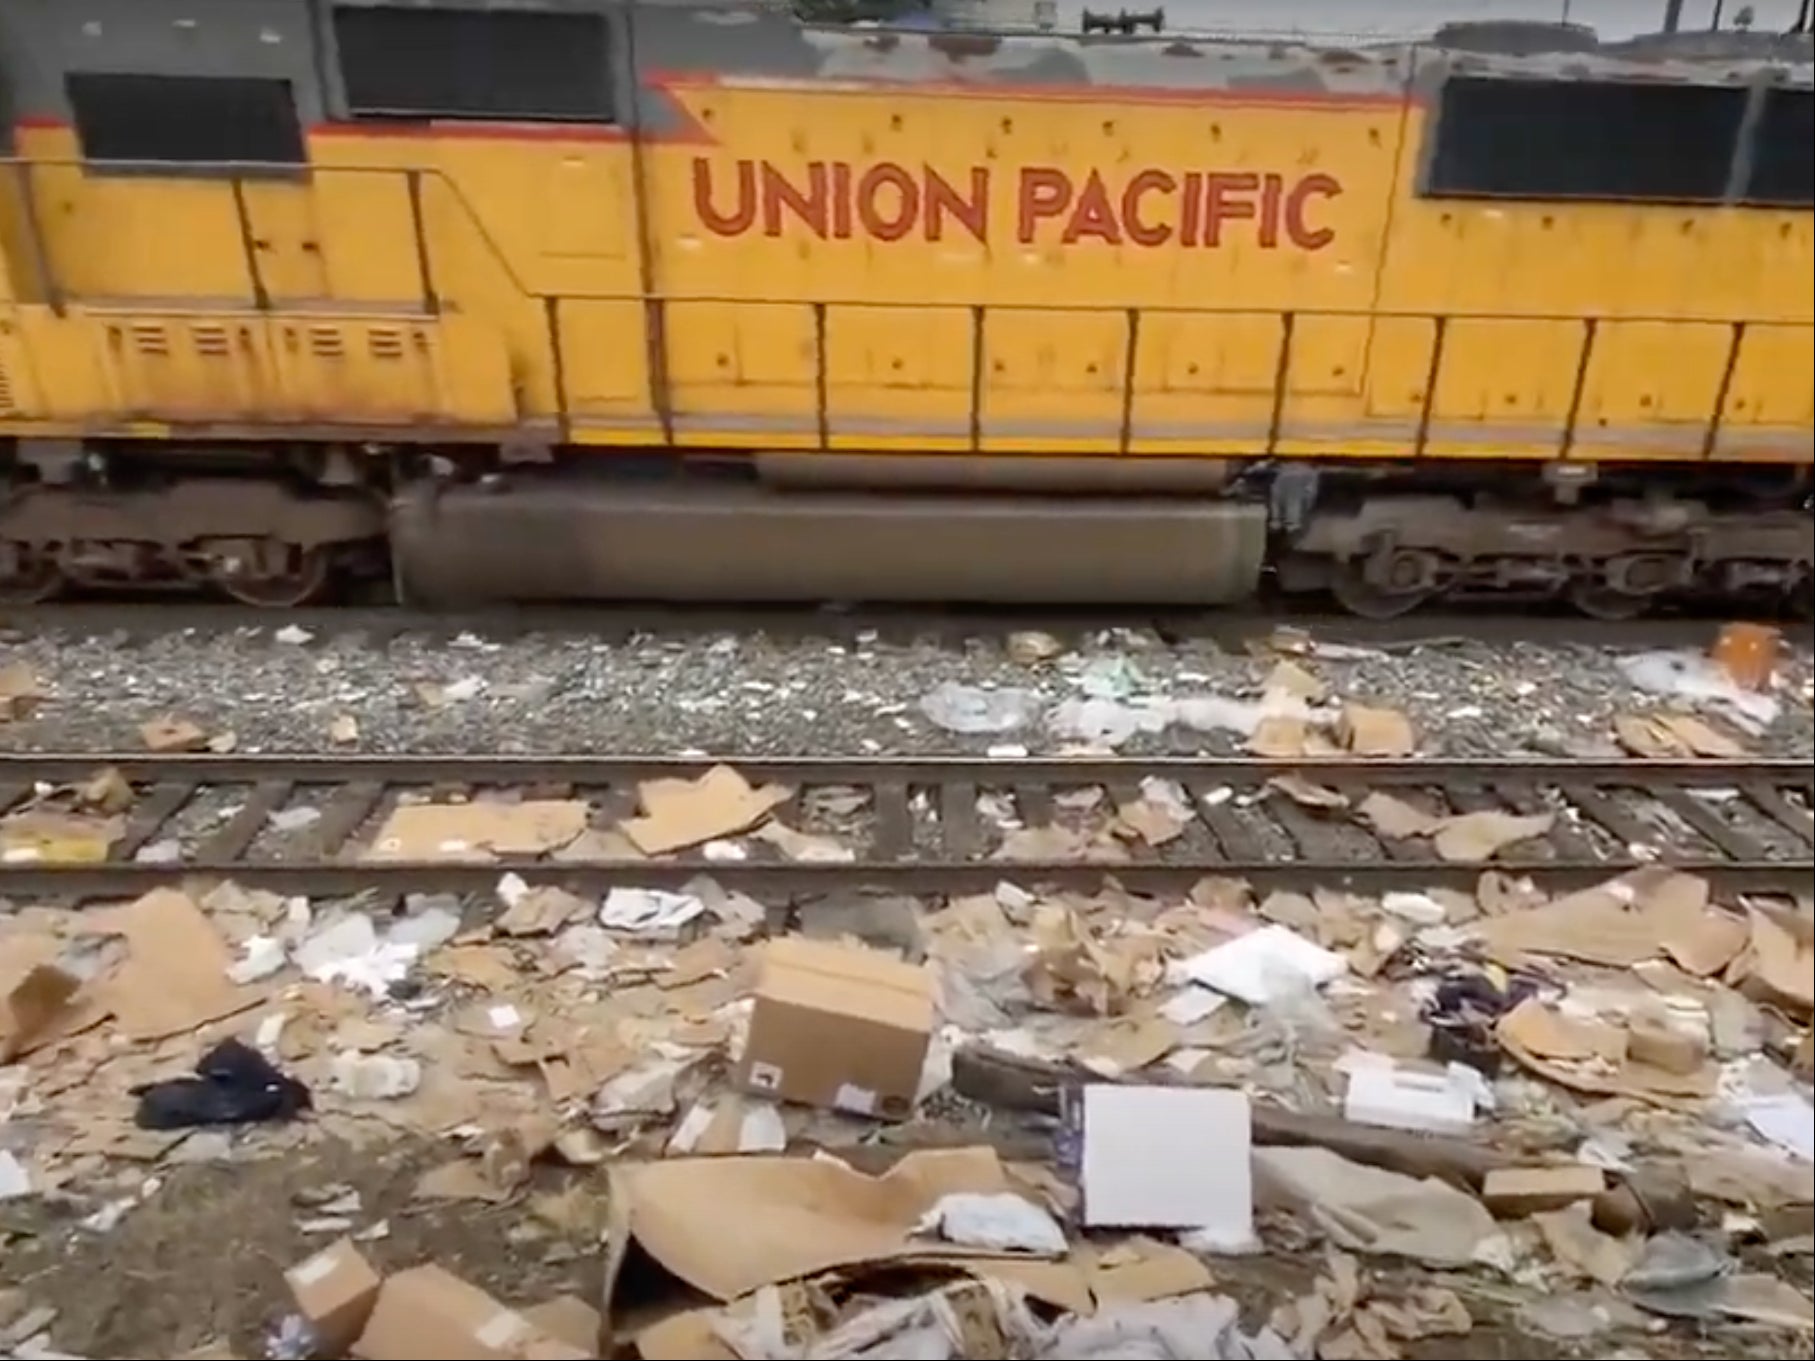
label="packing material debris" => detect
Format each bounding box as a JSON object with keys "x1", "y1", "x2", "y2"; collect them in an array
[{"x1": 2, "y1": 837, "x2": 1813, "y2": 1361}]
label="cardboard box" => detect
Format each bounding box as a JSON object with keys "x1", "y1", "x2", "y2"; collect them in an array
[
  {"x1": 283, "y1": 1238, "x2": 381, "y2": 1357},
  {"x1": 353, "y1": 1264, "x2": 584, "y2": 1360},
  {"x1": 736, "y1": 937, "x2": 934, "y2": 1118}
]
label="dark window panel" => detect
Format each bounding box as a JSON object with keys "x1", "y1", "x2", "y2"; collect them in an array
[
  {"x1": 1744, "y1": 87, "x2": 1814, "y2": 208},
  {"x1": 332, "y1": 5, "x2": 614, "y2": 123},
  {"x1": 66, "y1": 73, "x2": 306, "y2": 166},
  {"x1": 1427, "y1": 76, "x2": 1746, "y2": 204}
]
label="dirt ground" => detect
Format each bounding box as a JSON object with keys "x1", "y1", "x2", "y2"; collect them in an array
[{"x1": 1, "y1": 1133, "x2": 1791, "y2": 1361}]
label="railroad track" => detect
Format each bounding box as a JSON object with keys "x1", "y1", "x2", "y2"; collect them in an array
[
  {"x1": 2, "y1": 601, "x2": 1807, "y2": 651},
  {"x1": 1, "y1": 754, "x2": 1808, "y2": 900}
]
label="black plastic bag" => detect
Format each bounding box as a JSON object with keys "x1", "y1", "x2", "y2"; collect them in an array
[{"x1": 133, "y1": 1037, "x2": 312, "y2": 1130}]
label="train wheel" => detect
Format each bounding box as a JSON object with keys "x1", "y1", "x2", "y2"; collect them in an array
[
  {"x1": 0, "y1": 543, "x2": 63, "y2": 605},
  {"x1": 1330, "y1": 555, "x2": 1435, "y2": 619},
  {"x1": 1567, "y1": 579, "x2": 1653, "y2": 621},
  {"x1": 209, "y1": 542, "x2": 331, "y2": 607}
]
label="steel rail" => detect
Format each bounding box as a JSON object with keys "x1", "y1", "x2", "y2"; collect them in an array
[{"x1": 1, "y1": 752, "x2": 1808, "y2": 785}]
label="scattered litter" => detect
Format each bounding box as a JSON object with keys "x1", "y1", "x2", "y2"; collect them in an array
[
  {"x1": 330, "y1": 1052, "x2": 423, "y2": 1101},
  {"x1": 364, "y1": 800, "x2": 588, "y2": 863},
  {"x1": 918, "y1": 1191, "x2": 1068, "y2": 1256},
  {"x1": 1739, "y1": 1091, "x2": 1815, "y2": 1162},
  {"x1": 268, "y1": 805, "x2": 324, "y2": 833},
  {"x1": 1255, "y1": 1146, "x2": 1496, "y2": 1267},
  {"x1": 1341, "y1": 1057, "x2": 1480, "y2": 1135},
  {"x1": 0, "y1": 661, "x2": 44, "y2": 720},
  {"x1": 1179, "y1": 925, "x2": 1346, "y2": 1007},
  {"x1": 139, "y1": 715, "x2": 210, "y2": 752},
  {"x1": 1619, "y1": 649, "x2": 1780, "y2": 728},
  {"x1": 599, "y1": 886, "x2": 706, "y2": 936},
  {"x1": 1615, "y1": 712, "x2": 1748, "y2": 758},
  {"x1": 133, "y1": 1037, "x2": 311, "y2": 1130},
  {"x1": 0, "y1": 1150, "x2": 31, "y2": 1200},
  {"x1": 919, "y1": 681, "x2": 1042, "y2": 734},
  {"x1": 622, "y1": 765, "x2": 792, "y2": 855}
]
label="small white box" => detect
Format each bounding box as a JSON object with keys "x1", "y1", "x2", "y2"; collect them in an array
[{"x1": 1080, "y1": 1085, "x2": 1253, "y2": 1245}]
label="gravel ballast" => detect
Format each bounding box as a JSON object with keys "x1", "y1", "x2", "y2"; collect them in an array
[{"x1": 2, "y1": 619, "x2": 1808, "y2": 760}]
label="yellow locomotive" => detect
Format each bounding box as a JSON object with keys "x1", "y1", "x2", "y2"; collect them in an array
[{"x1": 0, "y1": 1, "x2": 1809, "y2": 615}]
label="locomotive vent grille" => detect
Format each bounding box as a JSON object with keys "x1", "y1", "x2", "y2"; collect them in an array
[
  {"x1": 308, "y1": 326, "x2": 345, "y2": 359},
  {"x1": 192, "y1": 324, "x2": 231, "y2": 358},
  {"x1": 131, "y1": 323, "x2": 170, "y2": 357},
  {"x1": 0, "y1": 356, "x2": 14, "y2": 414},
  {"x1": 368, "y1": 328, "x2": 405, "y2": 360}
]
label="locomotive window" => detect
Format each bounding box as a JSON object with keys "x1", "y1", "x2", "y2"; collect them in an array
[
  {"x1": 65, "y1": 73, "x2": 306, "y2": 167},
  {"x1": 332, "y1": 5, "x2": 614, "y2": 123},
  {"x1": 1426, "y1": 77, "x2": 1746, "y2": 203},
  {"x1": 1742, "y1": 88, "x2": 1814, "y2": 207}
]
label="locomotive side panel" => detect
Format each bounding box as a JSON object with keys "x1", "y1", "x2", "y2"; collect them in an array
[
  {"x1": 635, "y1": 8, "x2": 1408, "y2": 455},
  {"x1": 1375, "y1": 56, "x2": 1814, "y2": 463}
]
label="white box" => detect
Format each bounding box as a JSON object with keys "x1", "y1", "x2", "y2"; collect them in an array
[{"x1": 1080, "y1": 1085, "x2": 1253, "y2": 1245}]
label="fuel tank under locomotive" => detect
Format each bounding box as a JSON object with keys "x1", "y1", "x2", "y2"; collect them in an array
[{"x1": 386, "y1": 478, "x2": 1268, "y2": 606}]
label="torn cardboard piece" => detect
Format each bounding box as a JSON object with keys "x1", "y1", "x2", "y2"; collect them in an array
[
  {"x1": 140, "y1": 715, "x2": 210, "y2": 752},
  {"x1": 364, "y1": 801, "x2": 588, "y2": 863},
  {"x1": 1354, "y1": 795, "x2": 1552, "y2": 863},
  {"x1": 1496, "y1": 999, "x2": 1714, "y2": 1103},
  {"x1": 615, "y1": 1146, "x2": 1025, "y2": 1302},
  {"x1": 622, "y1": 765, "x2": 791, "y2": 856},
  {"x1": 1255, "y1": 1146, "x2": 1495, "y2": 1267},
  {"x1": 737, "y1": 937, "x2": 934, "y2": 1118},
  {"x1": 0, "y1": 810, "x2": 125, "y2": 865},
  {"x1": 1338, "y1": 704, "x2": 1417, "y2": 757},
  {"x1": 1024, "y1": 909, "x2": 1162, "y2": 1017},
  {"x1": 1477, "y1": 871, "x2": 1712, "y2": 968},
  {"x1": 1614, "y1": 712, "x2": 1748, "y2": 759},
  {"x1": 0, "y1": 960, "x2": 85, "y2": 1064},
  {"x1": 0, "y1": 660, "x2": 44, "y2": 721},
  {"x1": 1731, "y1": 903, "x2": 1814, "y2": 1018},
  {"x1": 84, "y1": 889, "x2": 264, "y2": 1041}
]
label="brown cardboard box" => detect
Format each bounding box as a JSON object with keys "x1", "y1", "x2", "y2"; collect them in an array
[
  {"x1": 353, "y1": 1264, "x2": 579, "y2": 1360},
  {"x1": 737, "y1": 937, "x2": 934, "y2": 1118},
  {"x1": 283, "y1": 1238, "x2": 381, "y2": 1357}
]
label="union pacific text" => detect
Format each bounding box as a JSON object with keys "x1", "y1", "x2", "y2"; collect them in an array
[{"x1": 690, "y1": 159, "x2": 1342, "y2": 250}]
